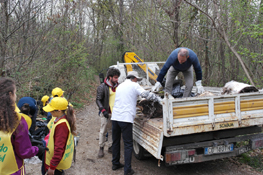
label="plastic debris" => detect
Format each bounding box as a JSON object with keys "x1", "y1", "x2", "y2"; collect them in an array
[{"x1": 24, "y1": 156, "x2": 42, "y2": 164}]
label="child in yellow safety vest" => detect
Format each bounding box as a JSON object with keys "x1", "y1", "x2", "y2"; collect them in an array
[
  {"x1": 0, "y1": 78, "x2": 45, "y2": 175},
  {"x1": 43, "y1": 97, "x2": 76, "y2": 175},
  {"x1": 41, "y1": 95, "x2": 52, "y2": 122},
  {"x1": 46, "y1": 87, "x2": 64, "y2": 132}
]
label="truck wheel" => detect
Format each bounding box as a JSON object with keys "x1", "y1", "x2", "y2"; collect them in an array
[{"x1": 133, "y1": 140, "x2": 148, "y2": 160}]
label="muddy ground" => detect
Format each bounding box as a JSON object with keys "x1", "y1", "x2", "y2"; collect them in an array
[{"x1": 24, "y1": 100, "x2": 263, "y2": 175}]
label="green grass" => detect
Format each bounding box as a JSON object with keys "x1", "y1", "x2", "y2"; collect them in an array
[
  {"x1": 235, "y1": 140, "x2": 263, "y2": 172},
  {"x1": 236, "y1": 140, "x2": 249, "y2": 147},
  {"x1": 238, "y1": 150, "x2": 263, "y2": 172},
  {"x1": 71, "y1": 102, "x2": 85, "y2": 109}
]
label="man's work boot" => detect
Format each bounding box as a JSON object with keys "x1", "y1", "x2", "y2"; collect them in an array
[
  {"x1": 124, "y1": 169, "x2": 135, "y2": 175},
  {"x1": 98, "y1": 147, "x2": 104, "y2": 158},
  {"x1": 112, "y1": 163, "x2": 124, "y2": 170}
]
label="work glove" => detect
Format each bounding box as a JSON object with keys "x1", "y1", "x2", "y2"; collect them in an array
[
  {"x1": 141, "y1": 91, "x2": 162, "y2": 104},
  {"x1": 36, "y1": 145, "x2": 48, "y2": 160},
  {"x1": 195, "y1": 80, "x2": 205, "y2": 95},
  {"x1": 156, "y1": 96, "x2": 163, "y2": 105},
  {"x1": 151, "y1": 81, "x2": 162, "y2": 92},
  {"x1": 146, "y1": 92, "x2": 156, "y2": 101},
  {"x1": 102, "y1": 111, "x2": 109, "y2": 119}
]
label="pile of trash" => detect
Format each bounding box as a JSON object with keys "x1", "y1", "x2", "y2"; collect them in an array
[
  {"x1": 136, "y1": 80, "x2": 259, "y2": 119},
  {"x1": 137, "y1": 99, "x2": 162, "y2": 119},
  {"x1": 170, "y1": 79, "x2": 195, "y2": 98},
  {"x1": 221, "y1": 80, "x2": 258, "y2": 94},
  {"x1": 24, "y1": 156, "x2": 42, "y2": 165}
]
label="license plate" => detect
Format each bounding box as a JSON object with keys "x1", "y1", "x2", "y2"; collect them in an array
[{"x1": 204, "y1": 144, "x2": 234, "y2": 155}]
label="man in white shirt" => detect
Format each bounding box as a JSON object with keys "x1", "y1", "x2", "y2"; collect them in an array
[{"x1": 111, "y1": 71, "x2": 161, "y2": 175}]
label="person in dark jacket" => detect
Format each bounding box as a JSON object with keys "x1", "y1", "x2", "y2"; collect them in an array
[
  {"x1": 152, "y1": 47, "x2": 204, "y2": 97},
  {"x1": 17, "y1": 96, "x2": 38, "y2": 134},
  {"x1": 96, "y1": 67, "x2": 120, "y2": 158}
]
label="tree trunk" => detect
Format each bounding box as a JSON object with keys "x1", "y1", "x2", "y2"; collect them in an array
[
  {"x1": 204, "y1": 1, "x2": 209, "y2": 85},
  {"x1": 171, "y1": 0, "x2": 181, "y2": 48},
  {"x1": 220, "y1": 41, "x2": 226, "y2": 85},
  {"x1": 118, "y1": 0, "x2": 124, "y2": 55},
  {"x1": 0, "y1": 1, "x2": 8, "y2": 76}
]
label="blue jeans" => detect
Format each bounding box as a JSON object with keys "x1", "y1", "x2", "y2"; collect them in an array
[{"x1": 112, "y1": 121, "x2": 133, "y2": 174}]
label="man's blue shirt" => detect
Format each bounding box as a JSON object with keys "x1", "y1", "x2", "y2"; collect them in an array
[{"x1": 157, "y1": 47, "x2": 202, "y2": 82}]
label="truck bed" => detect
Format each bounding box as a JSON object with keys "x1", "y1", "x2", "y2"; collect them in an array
[{"x1": 134, "y1": 87, "x2": 263, "y2": 161}]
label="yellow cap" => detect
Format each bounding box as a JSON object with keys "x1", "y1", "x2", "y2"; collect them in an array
[
  {"x1": 41, "y1": 95, "x2": 49, "y2": 106},
  {"x1": 52, "y1": 87, "x2": 64, "y2": 97},
  {"x1": 43, "y1": 97, "x2": 68, "y2": 112}
]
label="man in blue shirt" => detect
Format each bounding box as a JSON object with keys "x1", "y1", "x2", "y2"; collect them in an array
[{"x1": 152, "y1": 47, "x2": 204, "y2": 97}]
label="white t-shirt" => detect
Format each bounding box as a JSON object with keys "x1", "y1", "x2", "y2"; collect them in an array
[{"x1": 111, "y1": 79, "x2": 145, "y2": 123}]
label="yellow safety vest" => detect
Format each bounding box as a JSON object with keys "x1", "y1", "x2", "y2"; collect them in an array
[
  {"x1": 47, "y1": 116, "x2": 56, "y2": 130},
  {"x1": 45, "y1": 118, "x2": 74, "y2": 170},
  {"x1": 19, "y1": 113, "x2": 32, "y2": 130},
  {"x1": 109, "y1": 87, "x2": 117, "y2": 112},
  {"x1": 14, "y1": 103, "x2": 31, "y2": 130},
  {"x1": 15, "y1": 103, "x2": 20, "y2": 113},
  {"x1": 0, "y1": 114, "x2": 24, "y2": 175}
]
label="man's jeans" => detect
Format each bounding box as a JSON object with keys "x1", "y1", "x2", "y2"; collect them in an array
[{"x1": 112, "y1": 121, "x2": 133, "y2": 174}]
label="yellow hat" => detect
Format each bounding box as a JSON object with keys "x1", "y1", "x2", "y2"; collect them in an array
[
  {"x1": 43, "y1": 97, "x2": 68, "y2": 112},
  {"x1": 41, "y1": 95, "x2": 49, "y2": 106},
  {"x1": 52, "y1": 87, "x2": 64, "y2": 97}
]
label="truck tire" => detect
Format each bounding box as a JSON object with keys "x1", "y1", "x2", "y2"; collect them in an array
[{"x1": 133, "y1": 140, "x2": 148, "y2": 160}]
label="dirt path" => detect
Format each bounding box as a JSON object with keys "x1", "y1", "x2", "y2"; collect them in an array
[{"x1": 26, "y1": 102, "x2": 263, "y2": 175}]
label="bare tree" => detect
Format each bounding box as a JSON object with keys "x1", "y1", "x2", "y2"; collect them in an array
[
  {"x1": 184, "y1": 0, "x2": 255, "y2": 86},
  {"x1": 0, "y1": 0, "x2": 48, "y2": 76}
]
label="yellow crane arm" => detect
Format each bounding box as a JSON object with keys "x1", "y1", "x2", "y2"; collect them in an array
[{"x1": 122, "y1": 51, "x2": 157, "y2": 82}]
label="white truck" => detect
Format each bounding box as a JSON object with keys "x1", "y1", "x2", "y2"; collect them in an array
[{"x1": 113, "y1": 61, "x2": 263, "y2": 166}]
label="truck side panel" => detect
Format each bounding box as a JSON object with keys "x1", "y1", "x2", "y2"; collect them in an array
[
  {"x1": 133, "y1": 118, "x2": 164, "y2": 160},
  {"x1": 163, "y1": 93, "x2": 263, "y2": 137}
]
